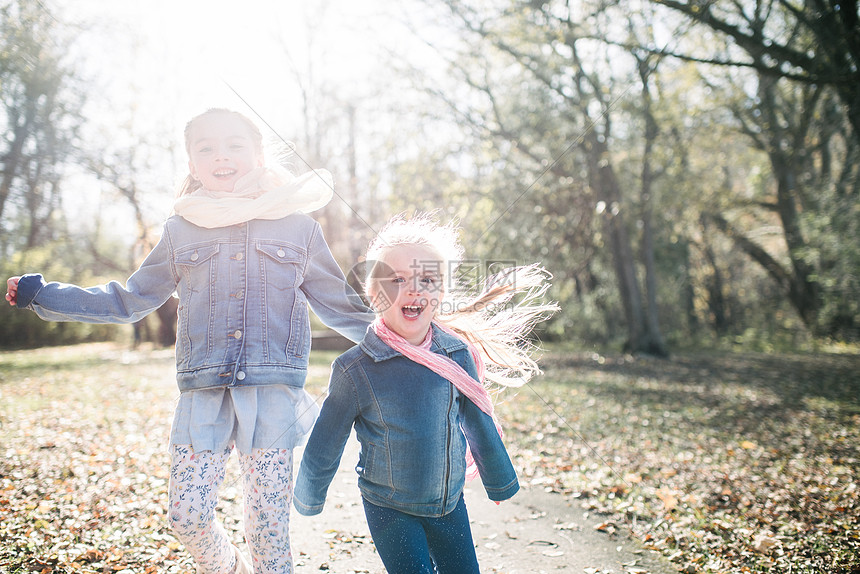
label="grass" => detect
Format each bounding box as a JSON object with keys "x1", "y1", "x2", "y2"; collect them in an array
[{"x1": 1, "y1": 342, "x2": 858, "y2": 573}]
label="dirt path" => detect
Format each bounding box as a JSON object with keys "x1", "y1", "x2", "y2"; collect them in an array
[{"x1": 288, "y1": 437, "x2": 680, "y2": 574}]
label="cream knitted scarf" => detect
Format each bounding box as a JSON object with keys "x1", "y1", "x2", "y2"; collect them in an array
[{"x1": 173, "y1": 165, "x2": 333, "y2": 228}]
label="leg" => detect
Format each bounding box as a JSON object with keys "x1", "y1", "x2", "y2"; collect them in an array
[
  {"x1": 423, "y1": 495, "x2": 481, "y2": 574},
  {"x1": 362, "y1": 498, "x2": 435, "y2": 574},
  {"x1": 240, "y1": 449, "x2": 295, "y2": 574},
  {"x1": 168, "y1": 445, "x2": 235, "y2": 574}
]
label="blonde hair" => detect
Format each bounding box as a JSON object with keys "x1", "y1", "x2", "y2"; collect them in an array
[
  {"x1": 366, "y1": 212, "x2": 559, "y2": 387},
  {"x1": 177, "y1": 108, "x2": 264, "y2": 197}
]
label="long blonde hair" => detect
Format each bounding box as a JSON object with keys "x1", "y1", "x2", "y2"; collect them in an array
[
  {"x1": 176, "y1": 108, "x2": 264, "y2": 198},
  {"x1": 366, "y1": 213, "x2": 559, "y2": 387}
]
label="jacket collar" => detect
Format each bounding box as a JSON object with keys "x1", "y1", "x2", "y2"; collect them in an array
[{"x1": 360, "y1": 323, "x2": 469, "y2": 362}]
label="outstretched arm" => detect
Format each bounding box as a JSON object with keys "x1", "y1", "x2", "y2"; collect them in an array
[{"x1": 8, "y1": 227, "x2": 178, "y2": 324}]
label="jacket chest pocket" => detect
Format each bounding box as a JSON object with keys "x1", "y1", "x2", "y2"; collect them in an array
[
  {"x1": 256, "y1": 242, "x2": 304, "y2": 288},
  {"x1": 256, "y1": 242, "x2": 308, "y2": 357},
  {"x1": 174, "y1": 243, "x2": 221, "y2": 289},
  {"x1": 173, "y1": 243, "x2": 221, "y2": 360}
]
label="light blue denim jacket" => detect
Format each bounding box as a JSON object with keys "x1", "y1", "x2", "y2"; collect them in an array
[
  {"x1": 15, "y1": 214, "x2": 373, "y2": 391},
  {"x1": 293, "y1": 324, "x2": 520, "y2": 518}
]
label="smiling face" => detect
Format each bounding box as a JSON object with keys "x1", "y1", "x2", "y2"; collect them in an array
[
  {"x1": 186, "y1": 110, "x2": 263, "y2": 192},
  {"x1": 368, "y1": 243, "x2": 446, "y2": 345}
]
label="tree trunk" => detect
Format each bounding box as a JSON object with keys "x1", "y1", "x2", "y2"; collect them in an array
[
  {"x1": 757, "y1": 75, "x2": 822, "y2": 330},
  {"x1": 638, "y1": 59, "x2": 667, "y2": 355},
  {"x1": 681, "y1": 240, "x2": 699, "y2": 335},
  {"x1": 585, "y1": 133, "x2": 668, "y2": 356},
  {"x1": 700, "y1": 236, "x2": 729, "y2": 335}
]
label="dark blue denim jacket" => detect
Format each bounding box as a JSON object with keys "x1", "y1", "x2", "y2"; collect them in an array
[
  {"x1": 15, "y1": 214, "x2": 373, "y2": 391},
  {"x1": 294, "y1": 324, "x2": 520, "y2": 518}
]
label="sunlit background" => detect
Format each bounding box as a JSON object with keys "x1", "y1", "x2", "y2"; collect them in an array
[
  {"x1": 55, "y1": 0, "x2": 429, "y2": 231},
  {"x1": 2, "y1": 0, "x2": 858, "y2": 351}
]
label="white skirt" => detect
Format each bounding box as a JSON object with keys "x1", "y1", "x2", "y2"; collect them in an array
[{"x1": 169, "y1": 384, "x2": 320, "y2": 454}]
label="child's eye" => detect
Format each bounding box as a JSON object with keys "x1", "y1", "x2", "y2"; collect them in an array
[
  {"x1": 197, "y1": 146, "x2": 213, "y2": 153},
  {"x1": 420, "y1": 277, "x2": 435, "y2": 285},
  {"x1": 391, "y1": 277, "x2": 405, "y2": 284},
  {"x1": 230, "y1": 144, "x2": 246, "y2": 151}
]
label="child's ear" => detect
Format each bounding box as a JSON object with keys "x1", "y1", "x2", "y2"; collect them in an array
[{"x1": 188, "y1": 160, "x2": 199, "y2": 181}]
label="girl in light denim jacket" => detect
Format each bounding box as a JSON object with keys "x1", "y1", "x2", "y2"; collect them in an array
[
  {"x1": 5, "y1": 108, "x2": 373, "y2": 574},
  {"x1": 294, "y1": 213, "x2": 557, "y2": 574}
]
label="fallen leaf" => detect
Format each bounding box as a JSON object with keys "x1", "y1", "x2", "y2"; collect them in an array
[
  {"x1": 594, "y1": 521, "x2": 616, "y2": 533},
  {"x1": 752, "y1": 534, "x2": 779, "y2": 554},
  {"x1": 655, "y1": 488, "x2": 678, "y2": 511}
]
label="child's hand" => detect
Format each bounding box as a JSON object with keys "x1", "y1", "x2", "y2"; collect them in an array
[{"x1": 6, "y1": 276, "x2": 20, "y2": 306}]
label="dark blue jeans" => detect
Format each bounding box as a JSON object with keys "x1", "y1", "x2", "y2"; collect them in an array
[{"x1": 362, "y1": 495, "x2": 481, "y2": 574}]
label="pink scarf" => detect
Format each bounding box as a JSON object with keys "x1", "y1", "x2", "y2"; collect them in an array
[{"x1": 371, "y1": 318, "x2": 503, "y2": 480}]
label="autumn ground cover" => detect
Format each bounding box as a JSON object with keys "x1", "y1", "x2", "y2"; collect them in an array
[
  {"x1": 505, "y1": 348, "x2": 860, "y2": 573},
  {"x1": 0, "y1": 342, "x2": 858, "y2": 573}
]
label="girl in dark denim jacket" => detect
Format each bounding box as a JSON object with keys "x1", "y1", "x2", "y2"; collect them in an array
[
  {"x1": 294, "y1": 213, "x2": 557, "y2": 574},
  {"x1": 6, "y1": 109, "x2": 373, "y2": 574}
]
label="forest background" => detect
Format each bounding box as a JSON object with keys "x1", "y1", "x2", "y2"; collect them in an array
[{"x1": 1, "y1": 0, "x2": 859, "y2": 352}]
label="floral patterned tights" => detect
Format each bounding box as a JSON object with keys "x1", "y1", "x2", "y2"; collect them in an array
[{"x1": 168, "y1": 445, "x2": 294, "y2": 573}]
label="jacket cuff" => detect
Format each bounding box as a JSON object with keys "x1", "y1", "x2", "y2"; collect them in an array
[
  {"x1": 292, "y1": 496, "x2": 324, "y2": 516},
  {"x1": 485, "y1": 478, "x2": 520, "y2": 502},
  {"x1": 16, "y1": 273, "x2": 46, "y2": 309}
]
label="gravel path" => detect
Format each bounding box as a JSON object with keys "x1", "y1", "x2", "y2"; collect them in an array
[{"x1": 288, "y1": 437, "x2": 680, "y2": 574}]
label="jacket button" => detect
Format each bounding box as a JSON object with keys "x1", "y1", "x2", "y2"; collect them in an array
[
  {"x1": 236, "y1": 371, "x2": 246, "y2": 381},
  {"x1": 235, "y1": 252, "x2": 244, "y2": 261},
  {"x1": 190, "y1": 252, "x2": 199, "y2": 261},
  {"x1": 277, "y1": 249, "x2": 286, "y2": 258},
  {"x1": 233, "y1": 330, "x2": 242, "y2": 339}
]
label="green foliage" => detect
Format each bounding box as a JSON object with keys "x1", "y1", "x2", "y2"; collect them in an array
[
  {"x1": 397, "y1": 0, "x2": 860, "y2": 351},
  {"x1": 799, "y1": 187, "x2": 860, "y2": 341},
  {"x1": 0, "y1": 0, "x2": 85, "y2": 251}
]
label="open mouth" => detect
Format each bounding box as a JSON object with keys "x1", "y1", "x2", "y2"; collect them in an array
[
  {"x1": 213, "y1": 168, "x2": 237, "y2": 179},
  {"x1": 401, "y1": 304, "x2": 424, "y2": 319}
]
